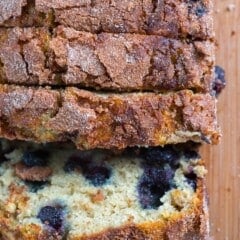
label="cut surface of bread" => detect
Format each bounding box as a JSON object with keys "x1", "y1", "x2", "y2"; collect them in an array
[
  {"x1": 0, "y1": 85, "x2": 220, "y2": 149},
  {"x1": 0, "y1": 27, "x2": 214, "y2": 92},
  {"x1": 0, "y1": 140, "x2": 209, "y2": 239},
  {"x1": 0, "y1": 0, "x2": 213, "y2": 39}
]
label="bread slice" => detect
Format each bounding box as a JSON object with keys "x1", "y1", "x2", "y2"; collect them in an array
[
  {"x1": 0, "y1": 140, "x2": 209, "y2": 239},
  {"x1": 0, "y1": 26, "x2": 214, "y2": 92},
  {"x1": 0, "y1": 0, "x2": 213, "y2": 40},
  {"x1": 0, "y1": 85, "x2": 220, "y2": 149}
]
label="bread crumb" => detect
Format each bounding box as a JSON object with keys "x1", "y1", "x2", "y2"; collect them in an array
[
  {"x1": 193, "y1": 166, "x2": 207, "y2": 178},
  {"x1": 171, "y1": 189, "x2": 192, "y2": 210},
  {"x1": 226, "y1": 4, "x2": 235, "y2": 12},
  {"x1": 91, "y1": 190, "x2": 105, "y2": 203},
  {"x1": 6, "y1": 202, "x2": 16, "y2": 213}
]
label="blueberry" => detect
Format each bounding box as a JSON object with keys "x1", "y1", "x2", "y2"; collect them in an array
[
  {"x1": 37, "y1": 206, "x2": 63, "y2": 230},
  {"x1": 185, "y1": 172, "x2": 197, "y2": 191},
  {"x1": 142, "y1": 146, "x2": 180, "y2": 167},
  {"x1": 143, "y1": 165, "x2": 174, "y2": 187},
  {"x1": 213, "y1": 66, "x2": 226, "y2": 96},
  {"x1": 0, "y1": 153, "x2": 8, "y2": 164},
  {"x1": 137, "y1": 178, "x2": 167, "y2": 209},
  {"x1": 64, "y1": 154, "x2": 112, "y2": 186},
  {"x1": 84, "y1": 165, "x2": 111, "y2": 186},
  {"x1": 63, "y1": 154, "x2": 92, "y2": 173},
  {"x1": 63, "y1": 158, "x2": 79, "y2": 173},
  {"x1": 184, "y1": 150, "x2": 200, "y2": 160},
  {"x1": 139, "y1": 164, "x2": 174, "y2": 207},
  {"x1": 24, "y1": 181, "x2": 48, "y2": 192},
  {"x1": 188, "y1": 1, "x2": 207, "y2": 18},
  {"x1": 22, "y1": 150, "x2": 49, "y2": 167},
  {"x1": 195, "y1": 6, "x2": 207, "y2": 17}
]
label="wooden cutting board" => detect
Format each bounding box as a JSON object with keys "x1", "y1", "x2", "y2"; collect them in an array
[{"x1": 201, "y1": 0, "x2": 240, "y2": 239}]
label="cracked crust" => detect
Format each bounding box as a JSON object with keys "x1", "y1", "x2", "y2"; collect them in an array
[
  {"x1": 0, "y1": 27, "x2": 214, "y2": 92},
  {"x1": 0, "y1": 0, "x2": 213, "y2": 40},
  {"x1": 0, "y1": 85, "x2": 220, "y2": 149}
]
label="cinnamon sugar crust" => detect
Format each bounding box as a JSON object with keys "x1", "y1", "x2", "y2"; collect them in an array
[
  {"x1": 0, "y1": 85, "x2": 220, "y2": 149},
  {"x1": 0, "y1": 0, "x2": 213, "y2": 40},
  {"x1": 0, "y1": 27, "x2": 214, "y2": 92}
]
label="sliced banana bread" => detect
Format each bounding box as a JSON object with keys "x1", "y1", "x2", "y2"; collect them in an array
[
  {"x1": 0, "y1": 0, "x2": 213, "y2": 40},
  {"x1": 0, "y1": 140, "x2": 209, "y2": 239},
  {"x1": 0, "y1": 26, "x2": 214, "y2": 92},
  {"x1": 0, "y1": 85, "x2": 220, "y2": 149}
]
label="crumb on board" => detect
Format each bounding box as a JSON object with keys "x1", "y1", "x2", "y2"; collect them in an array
[{"x1": 226, "y1": 4, "x2": 236, "y2": 11}]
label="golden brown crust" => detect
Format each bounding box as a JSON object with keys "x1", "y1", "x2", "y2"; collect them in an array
[
  {"x1": 0, "y1": 180, "x2": 209, "y2": 240},
  {"x1": 0, "y1": 85, "x2": 220, "y2": 149},
  {"x1": 0, "y1": 27, "x2": 214, "y2": 92},
  {"x1": 0, "y1": 0, "x2": 213, "y2": 40}
]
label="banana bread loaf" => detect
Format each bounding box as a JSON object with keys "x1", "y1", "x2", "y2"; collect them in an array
[
  {"x1": 0, "y1": 85, "x2": 220, "y2": 149},
  {"x1": 0, "y1": 140, "x2": 209, "y2": 239},
  {"x1": 0, "y1": 0, "x2": 213, "y2": 40},
  {"x1": 0, "y1": 26, "x2": 214, "y2": 92}
]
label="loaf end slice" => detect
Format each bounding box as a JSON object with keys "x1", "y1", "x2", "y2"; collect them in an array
[
  {"x1": 0, "y1": 140, "x2": 209, "y2": 239},
  {"x1": 0, "y1": 0, "x2": 213, "y2": 40},
  {"x1": 0, "y1": 85, "x2": 220, "y2": 149},
  {"x1": 0, "y1": 27, "x2": 214, "y2": 92}
]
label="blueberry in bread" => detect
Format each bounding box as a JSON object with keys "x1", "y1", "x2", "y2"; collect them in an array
[
  {"x1": 213, "y1": 66, "x2": 226, "y2": 96},
  {"x1": 0, "y1": 140, "x2": 209, "y2": 239},
  {"x1": 0, "y1": 26, "x2": 214, "y2": 92},
  {"x1": 0, "y1": 85, "x2": 220, "y2": 149},
  {"x1": 0, "y1": 0, "x2": 213, "y2": 40}
]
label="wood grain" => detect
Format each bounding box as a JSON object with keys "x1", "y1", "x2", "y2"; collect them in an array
[{"x1": 201, "y1": 0, "x2": 240, "y2": 239}]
